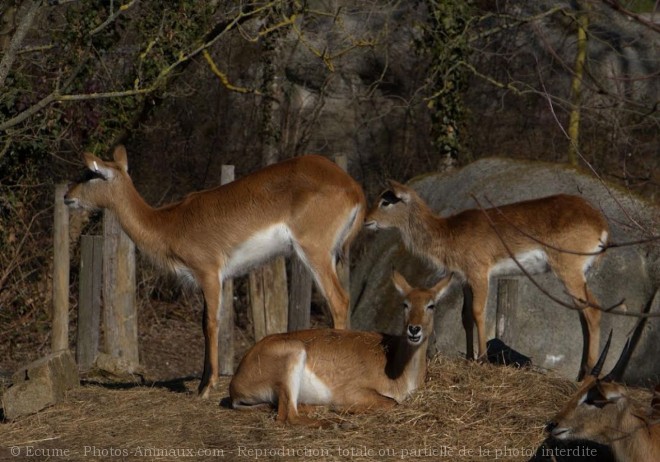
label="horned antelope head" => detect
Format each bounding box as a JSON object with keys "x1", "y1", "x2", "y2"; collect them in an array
[
  {"x1": 365, "y1": 180, "x2": 420, "y2": 231},
  {"x1": 392, "y1": 271, "x2": 453, "y2": 346},
  {"x1": 64, "y1": 145, "x2": 131, "y2": 210},
  {"x1": 546, "y1": 331, "x2": 632, "y2": 444}
]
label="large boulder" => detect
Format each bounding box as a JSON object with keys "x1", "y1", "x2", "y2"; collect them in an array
[{"x1": 351, "y1": 158, "x2": 659, "y2": 384}]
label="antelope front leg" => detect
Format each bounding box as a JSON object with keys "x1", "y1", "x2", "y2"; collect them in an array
[
  {"x1": 300, "y1": 247, "x2": 349, "y2": 329},
  {"x1": 470, "y1": 279, "x2": 489, "y2": 361},
  {"x1": 199, "y1": 276, "x2": 222, "y2": 398}
]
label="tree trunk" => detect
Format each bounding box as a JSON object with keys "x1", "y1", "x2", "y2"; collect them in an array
[{"x1": 567, "y1": 2, "x2": 590, "y2": 166}]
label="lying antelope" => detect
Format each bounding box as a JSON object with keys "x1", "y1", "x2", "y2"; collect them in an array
[
  {"x1": 546, "y1": 332, "x2": 660, "y2": 461},
  {"x1": 229, "y1": 271, "x2": 453, "y2": 426},
  {"x1": 365, "y1": 181, "x2": 609, "y2": 377},
  {"x1": 64, "y1": 145, "x2": 366, "y2": 398}
]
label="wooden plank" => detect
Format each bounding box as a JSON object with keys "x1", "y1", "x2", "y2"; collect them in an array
[
  {"x1": 218, "y1": 165, "x2": 235, "y2": 375},
  {"x1": 249, "y1": 270, "x2": 267, "y2": 342},
  {"x1": 250, "y1": 257, "x2": 288, "y2": 342},
  {"x1": 263, "y1": 257, "x2": 288, "y2": 334},
  {"x1": 496, "y1": 278, "x2": 518, "y2": 339},
  {"x1": 76, "y1": 235, "x2": 103, "y2": 370},
  {"x1": 102, "y1": 210, "x2": 139, "y2": 369},
  {"x1": 288, "y1": 255, "x2": 312, "y2": 331},
  {"x1": 52, "y1": 184, "x2": 70, "y2": 352}
]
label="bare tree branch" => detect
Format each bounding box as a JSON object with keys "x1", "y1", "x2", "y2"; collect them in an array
[
  {"x1": 0, "y1": 0, "x2": 43, "y2": 88},
  {"x1": 601, "y1": 0, "x2": 660, "y2": 33}
]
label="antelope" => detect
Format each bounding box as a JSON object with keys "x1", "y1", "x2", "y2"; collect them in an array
[
  {"x1": 365, "y1": 180, "x2": 609, "y2": 377},
  {"x1": 64, "y1": 145, "x2": 366, "y2": 398},
  {"x1": 546, "y1": 332, "x2": 660, "y2": 462},
  {"x1": 229, "y1": 271, "x2": 453, "y2": 427}
]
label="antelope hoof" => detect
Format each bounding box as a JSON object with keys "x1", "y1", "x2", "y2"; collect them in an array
[{"x1": 198, "y1": 380, "x2": 217, "y2": 399}]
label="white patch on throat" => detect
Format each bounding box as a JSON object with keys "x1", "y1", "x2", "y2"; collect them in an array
[
  {"x1": 490, "y1": 249, "x2": 549, "y2": 277},
  {"x1": 223, "y1": 223, "x2": 293, "y2": 279}
]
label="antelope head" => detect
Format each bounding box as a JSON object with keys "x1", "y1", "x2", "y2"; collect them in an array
[
  {"x1": 546, "y1": 331, "x2": 632, "y2": 444},
  {"x1": 365, "y1": 180, "x2": 421, "y2": 231},
  {"x1": 392, "y1": 271, "x2": 453, "y2": 346},
  {"x1": 64, "y1": 145, "x2": 131, "y2": 210}
]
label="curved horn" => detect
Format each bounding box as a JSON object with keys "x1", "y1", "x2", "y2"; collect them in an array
[
  {"x1": 591, "y1": 329, "x2": 613, "y2": 378},
  {"x1": 602, "y1": 336, "x2": 632, "y2": 383}
]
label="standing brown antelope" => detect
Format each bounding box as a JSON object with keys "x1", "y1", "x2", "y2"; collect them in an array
[
  {"x1": 365, "y1": 180, "x2": 609, "y2": 377},
  {"x1": 229, "y1": 271, "x2": 453, "y2": 427},
  {"x1": 64, "y1": 145, "x2": 366, "y2": 398},
  {"x1": 546, "y1": 333, "x2": 660, "y2": 461}
]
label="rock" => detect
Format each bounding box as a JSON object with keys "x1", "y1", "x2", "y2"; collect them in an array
[
  {"x1": 1, "y1": 350, "x2": 78, "y2": 420},
  {"x1": 351, "y1": 158, "x2": 659, "y2": 384}
]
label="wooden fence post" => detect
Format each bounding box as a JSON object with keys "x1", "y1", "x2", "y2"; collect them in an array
[
  {"x1": 288, "y1": 256, "x2": 312, "y2": 332},
  {"x1": 76, "y1": 235, "x2": 103, "y2": 370},
  {"x1": 496, "y1": 278, "x2": 518, "y2": 339},
  {"x1": 52, "y1": 184, "x2": 70, "y2": 352},
  {"x1": 219, "y1": 165, "x2": 235, "y2": 375},
  {"x1": 249, "y1": 260, "x2": 288, "y2": 342},
  {"x1": 103, "y1": 210, "x2": 139, "y2": 369}
]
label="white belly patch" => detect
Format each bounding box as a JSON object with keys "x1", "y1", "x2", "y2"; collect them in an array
[
  {"x1": 223, "y1": 224, "x2": 293, "y2": 279},
  {"x1": 298, "y1": 367, "x2": 333, "y2": 405},
  {"x1": 489, "y1": 249, "x2": 549, "y2": 277}
]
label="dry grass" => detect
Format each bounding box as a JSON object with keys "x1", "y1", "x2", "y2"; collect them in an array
[
  {"x1": 2, "y1": 312, "x2": 652, "y2": 461},
  {"x1": 0, "y1": 355, "x2": 605, "y2": 462}
]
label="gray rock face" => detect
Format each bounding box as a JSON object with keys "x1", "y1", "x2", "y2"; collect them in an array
[
  {"x1": 351, "y1": 158, "x2": 659, "y2": 384},
  {"x1": 1, "y1": 350, "x2": 79, "y2": 420}
]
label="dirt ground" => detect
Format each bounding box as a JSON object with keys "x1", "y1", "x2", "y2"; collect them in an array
[{"x1": 0, "y1": 311, "x2": 652, "y2": 462}]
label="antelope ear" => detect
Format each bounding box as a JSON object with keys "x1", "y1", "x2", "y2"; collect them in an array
[
  {"x1": 392, "y1": 270, "x2": 413, "y2": 297},
  {"x1": 83, "y1": 152, "x2": 114, "y2": 179},
  {"x1": 386, "y1": 179, "x2": 411, "y2": 203},
  {"x1": 431, "y1": 273, "x2": 454, "y2": 302},
  {"x1": 113, "y1": 145, "x2": 128, "y2": 172}
]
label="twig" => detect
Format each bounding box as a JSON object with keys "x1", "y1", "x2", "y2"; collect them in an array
[
  {"x1": 536, "y1": 62, "x2": 651, "y2": 235},
  {"x1": 202, "y1": 50, "x2": 262, "y2": 95},
  {"x1": 0, "y1": 2, "x2": 276, "y2": 132},
  {"x1": 601, "y1": 0, "x2": 660, "y2": 33},
  {"x1": 89, "y1": 0, "x2": 138, "y2": 36}
]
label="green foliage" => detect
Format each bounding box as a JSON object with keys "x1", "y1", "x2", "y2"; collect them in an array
[{"x1": 423, "y1": 0, "x2": 473, "y2": 161}]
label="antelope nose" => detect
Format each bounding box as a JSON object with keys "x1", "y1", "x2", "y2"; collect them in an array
[
  {"x1": 408, "y1": 325, "x2": 421, "y2": 336},
  {"x1": 545, "y1": 421, "x2": 557, "y2": 433}
]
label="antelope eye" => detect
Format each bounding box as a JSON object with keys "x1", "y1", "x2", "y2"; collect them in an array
[
  {"x1": 583, "y1": 386, "x2": 609, "y2": 409},
  {"x1": 426, "y1": 303, "x2": 435, "y2": 310},
  {"x1": 380, "y1": 190, "x2": 401, "y2": 206},
  {"x1": 403, "y1": 302, "x2": 410, "y2": 310},
  {"x1": 77, "y1": 169, "x2": 107, "y2": 183}
]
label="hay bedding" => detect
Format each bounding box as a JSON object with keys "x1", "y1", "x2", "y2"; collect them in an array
[{"x1": 0, "y1": 355, "x2": 604, "y2": 462}]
